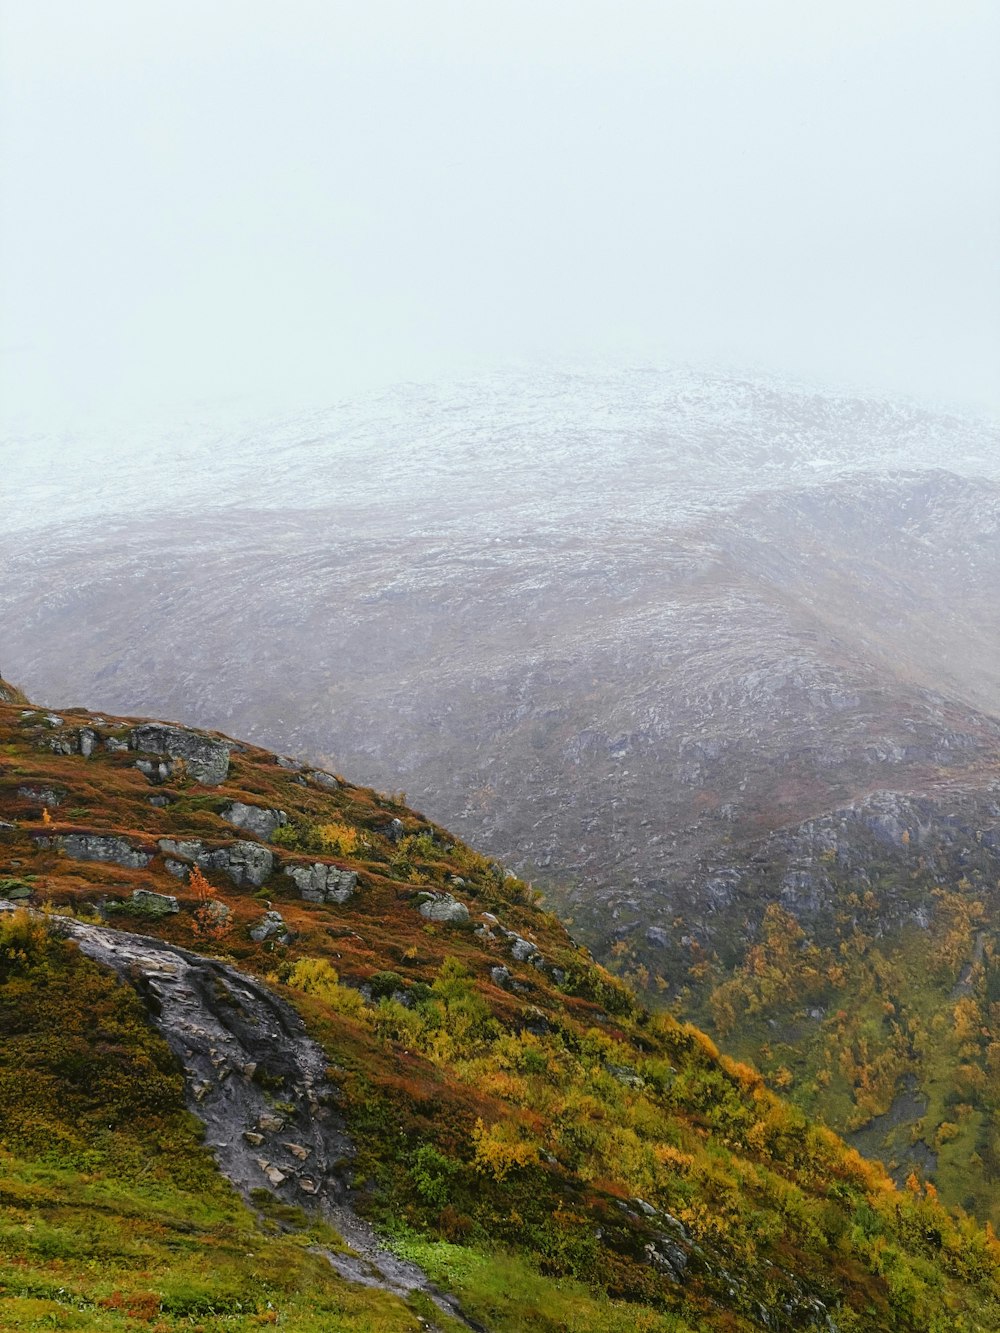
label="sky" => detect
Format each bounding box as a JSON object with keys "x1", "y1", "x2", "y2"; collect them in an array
[{"x1": 1, "y1": 0, "x2": 998, "y2": 432}]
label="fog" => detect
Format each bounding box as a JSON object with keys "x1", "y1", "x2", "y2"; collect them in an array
[{"x1": 2, "y1": 0, "x2": 998, "y2": 435}]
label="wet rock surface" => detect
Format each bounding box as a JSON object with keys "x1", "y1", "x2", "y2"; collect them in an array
[{"x1": 0, "y1": 901, "x2": 478, "y2": 1329}]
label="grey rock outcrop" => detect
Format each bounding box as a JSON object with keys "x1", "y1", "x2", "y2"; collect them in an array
[
  {"x1": 130, "y1": 888, "x2": 180, "y2": 915},
  {"x1": 509, "y1": 934, "x2": 543, "y2": 965},
  {"x1": 18, "y1": 786, "x2": 61, "y2": 808},
  {"x1": 130, "y1": 723, "x2": 231, "y2": 785},
  {"x1": 0, "y1": 904, "x2": 473, "y2": 1327},
  {"x1": 44, "y1": 833, "x2": 153, "y2": 869},
  {"x1": 206, "y1": 841, "x2": 274, "y2": 887},
  {"x1": 475, "y1": 912, "x2": 546, "y2": 968},
  {"x1": 159, "y1": 837, "x2": 207, "y2": 862},
  {"x1": 308, "y1": 769, "x2": 340, "y2": 790},
  {"x1": 250, "y1": 909, "x2": 290, "y2": 943},
  {"x1": 157, "y1": 837, "x2": 274, "y2": 888},
  {"x1": 284, "y1": 862, "x2": 358, "y2": 904},
  {"x1": 35, "y1": 719, "x2": 96, "y2": 757},
  {"x1": 222, "y1": 801, "x2": 287, "y2": 840},
  {"x1": 136, "y1": 758, "x2": 174, "y2": 783},
  {"x1": 417, "y1": 891, "x2": 470, "y2": 924}
]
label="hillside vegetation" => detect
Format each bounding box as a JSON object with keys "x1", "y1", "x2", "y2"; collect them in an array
[{"x1": 2, "y1": 683, "x2": 1000, "y2": 1331}]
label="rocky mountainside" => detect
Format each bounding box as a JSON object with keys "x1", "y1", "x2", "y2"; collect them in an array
[
  {"x1": 3, "y1": 367, "x2": 999, "y2": 1225},
  {"x1": 5, "y1": 683, "x2": 1000, "y2": 1331}
]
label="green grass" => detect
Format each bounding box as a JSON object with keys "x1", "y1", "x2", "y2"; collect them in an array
[{"x1": 392, "y1": 1235, "x2": 699, "y2": 1333}]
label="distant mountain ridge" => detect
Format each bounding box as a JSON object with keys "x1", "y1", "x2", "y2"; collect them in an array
[{"x1": 3, "y1": 367, "x2": 999, "y2": 1225}]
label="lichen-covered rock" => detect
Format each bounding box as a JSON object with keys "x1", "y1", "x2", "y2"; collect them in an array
[
  {"x1": 130, "y1": 888, "x2": 180, "y2": 916},
  {"x1": 308, "y1": 769, "x2": 340, "y2": 791},
  {"x1": 78, "y1": 728, "x2": 98, "y2": 758},
  {"x1": 159, "y1": 837, "x2": 206, "y2": 862},
  {"x1": 284, "y1": 862, "x2": 357, "y2": 904},
  {"x1": 203, "y1": 840, "x2": 274, "y2": 888},
  {"x1": 509, "y1": 935, "x2": 542, "y2": 964},
  {"x1": 158, "y1": 837, "x2": 274, "y2": 888},
  {"x1": 222, "y1": 801, "x2": 287, "y2": 840},
  {"x1": 201, "y1": 898, "x2": 232, "y2": 926},
  {"x1": 103, "y1": 736, "x2": 129, "y2": 753},
  {"x1": 378, "y1": 818, "x2": 405, "y2": 844},
  {"x1": 52, "y1": 833, "x2": 153, "y2": 869},
  {"x1": 129, "y1": 723, "x2": 231, "y2": 785},
  {"x1": 18, "y1": 786, "x2": 61, "y2": 808},
  {"x1": 417, "y1": 892, "x2": 470, "y2": 924},
  {"x1": 606, "y1": 1062, "x2": 645, "y2": 1089},
  {"x1": 250, "y1": 909, "x2": 289, "y2": 943}
]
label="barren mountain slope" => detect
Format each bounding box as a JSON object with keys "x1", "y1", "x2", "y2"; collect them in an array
[{"x1": 3, "y1": 369, "x2": 999, "y2": 1195}]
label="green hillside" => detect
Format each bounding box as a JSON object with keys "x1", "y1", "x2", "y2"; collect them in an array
[{"x1": 2, "y1": 683, "x2": 1000, "y2": 1331}]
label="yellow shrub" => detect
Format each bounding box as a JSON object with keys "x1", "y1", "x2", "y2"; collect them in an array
[
  {"x1": 286, "y1": 956, "x2": 366, "y2": 1016},
  {"x1": 316, "y1": 821, "x2": 362, "y2": 856},
  {"x1": 471, "y1": 1117, "x2": 541, "y2": 1181}
]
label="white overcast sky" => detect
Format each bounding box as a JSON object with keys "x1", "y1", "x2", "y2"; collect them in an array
[{"x1": 1, "y1": 0, "x2": 998, "y2": 429}]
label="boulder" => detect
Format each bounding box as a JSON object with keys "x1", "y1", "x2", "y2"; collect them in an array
[
  {"x1": 159, "y1": 837, "x2": 206, "y2": 862},
  {"x1": 417, "y1": 892, "x2": 470, "y2": 924},
  {"x1": 158, "y1": 837, "x2": 274, "y2": 888},
  {"x1": 250, "y1": 910, "x2": 289, "y2": 943},
  {"x1": 56, "y1": 834, "x2": 153, "y2": 869},
  {"x1": 509, "y1": 935, "x2": 543, "y2": 965},
  {"x1": 201, "y1": 899, "x2": 232, "y2": 926},
  {"x1": 308, "y1": 769, "x2": 340, "y2": 790},
  {"x1": 204, "y1": 841, "x2": 274, "y2": 888},
  {"x1": 130, "y1": 888, "x2": 180, "y2": 916},
  {"x1": 129, "y1": 723, "x2": 231, "y2": 785},
  {"x1": 284, "y1": 863, "x2": 357, "y2": 904},
  {"x1": 18, "y1": 786, "x2": 61, "y2": 808},
  {"x1": 221, "y1": 801, "x2": 287, "y2": 840}
]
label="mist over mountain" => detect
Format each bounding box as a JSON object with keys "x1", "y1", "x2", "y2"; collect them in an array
[{"x1": 5, "y1": 366, "x2": 1000, "y2": 1198}]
